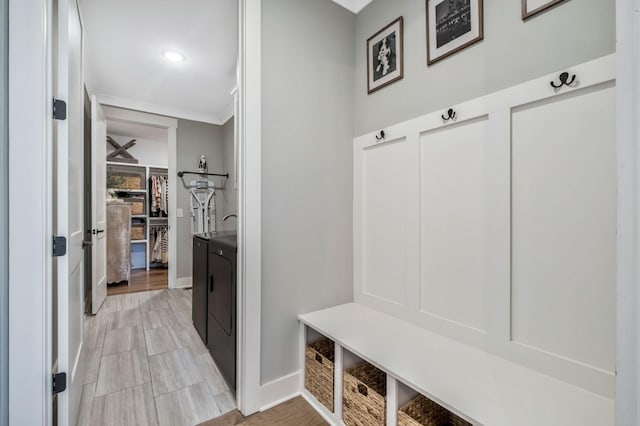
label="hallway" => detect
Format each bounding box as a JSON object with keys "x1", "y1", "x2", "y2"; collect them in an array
[
  {"x1": 77, "y1": 288, "x2": 235, "y2": 426},
  {"x1": 107, "y1": 269, "x2": 169, "y2": 296}
]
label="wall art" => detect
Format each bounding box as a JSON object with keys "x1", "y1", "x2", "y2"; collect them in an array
[
  {"x1": 367, "y1": 17, "x2": 404, "y2": 94},
  {"x1": 426, "y1": 0, "x2": 483, "y2": 65}
]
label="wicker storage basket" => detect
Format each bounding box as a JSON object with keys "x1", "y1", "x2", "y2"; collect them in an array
[
  {"x1": 305, "y1": 339, "x2": 335, "y2": 412},
  {"x1": 130, "y1": 199, "x2": 144, "y2": 215},
  {"x1": 450, "y1": 412, "x2": 471, "y2": 426},
  {"x1": 131, "y1": 224, "x2": 145, "y2": 241},
  {"x1": 398, "y1": 395, "x2": 471, "y2": 426},
  {"x1": 343, "y1": 362, "x2": 387, "y2": 426},
  {"x1": 108, "y1": 173, "x2": 143, "y2": 190}
]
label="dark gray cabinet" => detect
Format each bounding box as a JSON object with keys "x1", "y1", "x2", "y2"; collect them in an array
[
  {"x1": 192, "y1": 236, "x2": 209, "y2": 343},
  {"x1": 192, "y1": 232, "x2": 237, "y2": 392},
  {"x1": 207, "y1": 237, "x2": 236, "y2": 392}
]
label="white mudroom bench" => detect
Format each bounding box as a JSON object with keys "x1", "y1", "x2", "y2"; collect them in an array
[{"x1": 299, "y1": 303, "x2": 614, "y2": 426}]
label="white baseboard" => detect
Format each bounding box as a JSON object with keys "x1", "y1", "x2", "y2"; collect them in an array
[
  {"x1": 260, "y1": 371, "x2": 301, "y2": 411},
  {"x1": 174, "y1": 276, "x2": 192, "y2": 289}
]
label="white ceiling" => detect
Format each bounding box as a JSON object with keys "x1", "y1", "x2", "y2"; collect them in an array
[
  {"x1": 331, "y1": 0, "x2": 372, "y2": 14},
  {"x1": 107, "y1": 120, "x2": 168, "y2": 141},
  {"x1": 79, "y1": 0, "x2": 238, "y2": 125}
]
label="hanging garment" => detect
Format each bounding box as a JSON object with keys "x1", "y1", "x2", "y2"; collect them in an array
[
  {"x1": 149, "y1": 176, "x2": 168, "y2": 217},
  {"x1": 160, "y1": 228, "x2": 169, "y2": 265},
  {"x1": 161, "y1": 176, "x2": 168, "y2": 215},
  {"x1": 152, "y1": 227, "x2": 169, "y2": 265}
]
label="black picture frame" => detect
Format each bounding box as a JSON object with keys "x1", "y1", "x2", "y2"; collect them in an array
[{"x1": 367, "y1": 17, "x2": 404, "y2": 94}]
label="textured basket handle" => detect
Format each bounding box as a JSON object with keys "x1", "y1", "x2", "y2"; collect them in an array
[
  {"x1": 357, "y1": 383, "x2": 368, "y2": 397},
  {"x1": 315, "y1": 354, "x2": 323, "y2": 364}
]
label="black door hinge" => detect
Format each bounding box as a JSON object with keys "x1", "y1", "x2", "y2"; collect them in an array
[
  {"x1": 52, "y1": 372, "x2": 67, "y2": 395},
  {"x1": 52, "y1": 236, "x2": 67, "y2": 257},
  {"x1": 53, "y1": 98, "x2": 67, "y2": 120}
]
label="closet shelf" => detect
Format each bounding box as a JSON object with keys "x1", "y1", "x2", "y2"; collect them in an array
[
  {"x1": 131, "y1": 215, "x2": 147, "y2": 219},
  {"x1": 131, "y1": 239, "x2": 147, "y2": 243},
  {"x1": 109, "y1": 188, "x2": 147, "y2": 193}
]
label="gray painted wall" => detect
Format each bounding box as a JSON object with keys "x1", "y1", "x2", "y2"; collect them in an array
[
  {"x1": 261, "y1": 0, "x2": 355, "y2": 384},
  {"x1": 221, "y1": 117, "x2": 237, "y2": 231},
  {"x1": 176, "y1": 119, "x2": 227, "y2": 279},
  {"x1": 354, "y1": 0, "x2": 616, "y2": 136},
  {"x1": 0, "y1": 0, "x2": 8, "y2": 422}
]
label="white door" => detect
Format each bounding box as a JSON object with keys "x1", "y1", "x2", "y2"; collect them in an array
[
  {"x1": 54, "y1": 0, "x2": 86, "y2": 424},
  {"x1": 91, "y1": 95, "x2": 107, "y2": 313}
]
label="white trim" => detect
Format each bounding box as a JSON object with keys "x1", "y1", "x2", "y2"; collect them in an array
[
  {"x1": 259, "y1": 371, "x2": 301, "y2": 411},
  {"x1": 101, "y1": 106, "x2": 179, "y2": 290},
  {"x1": 8, "y1": 0, "x2": 52, "y2": 424},
  {"x1": 168, "y1": 126, "x2": 177, "y2": 289},
  {"x1": 175, "y1": 276, "x2": 193, "y2": 289},
  {"x1": 98, "y1": 94, "x2": 227, "y2": 125},
  {"x1": 615, "y1": 0, "x2": 639, "y2": 424},
  {"x1": 330, "y1": 0, "x2": 372, "y2": 14},
  {"x1": 237, "y1": 0, "x2": 262, "y2": 416}
]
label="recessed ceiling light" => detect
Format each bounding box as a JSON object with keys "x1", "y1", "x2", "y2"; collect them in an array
[{"x1": 162, "y1": 50, "x2": 185, "y2": 62}]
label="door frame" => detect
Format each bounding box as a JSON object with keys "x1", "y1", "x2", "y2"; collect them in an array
[
  {"x1": 97, "y1": 105, "x2": 178, "y2": 289},
  {"x1": 8, "y1": 0, "x2": 54, "y2": 424},
  {"x1": 0, "y1": 0, "x2": 9, "y2": 423},
  {"x1": 615, "y1": 0, "x2": 640, "y2": 424},
  {"x1": 237, "y1": 0, "x2": 262, "y2": 415}
]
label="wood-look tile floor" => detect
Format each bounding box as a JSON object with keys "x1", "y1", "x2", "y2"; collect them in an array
[
  {"x1": 199, "y1": 397, "x2": 327, "y2": 426},
  {"x1": 107, "y1": 269, "x2": 169, "y2": 296},
  {"x1": 78, "y1": 288, "x2": 235, "y2": 426}
]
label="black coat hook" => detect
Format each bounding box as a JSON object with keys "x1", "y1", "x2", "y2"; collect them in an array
[
  {"x1": 375, "y1": 130, "x2": 385, "y2": 141},
  {"x1": 550, "y1": 71, "x2": 576, "y2": 89},
  {"x1": 442, "y1": 108, "x2": 456, "y2": 121}
]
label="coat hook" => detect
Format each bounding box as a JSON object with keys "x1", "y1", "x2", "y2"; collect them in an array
[
  {"x1": 375, "y1": 130, "x2": 386, "y2": 141},
  {"x1": 550, "y1": 71, "x2": 576, "y2": 89},
  {"x1": 441, "y1": 108, "x2": 456, "y2": 121}
]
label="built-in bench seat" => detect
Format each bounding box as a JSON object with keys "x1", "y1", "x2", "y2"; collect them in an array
[{"x1": 298, "y1": 303, "x2": 614, "y2": 426}]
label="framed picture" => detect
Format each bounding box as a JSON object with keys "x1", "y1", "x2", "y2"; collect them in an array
[
  {"x1": 522, "y1": 0, "x2": 567, "y2": 20},
  {"x1": 367, "y1": 17, "x2": 404, "y2": 94},
  {"x1": 426, "y1": 0, "x2": 483, "y2": 66}
]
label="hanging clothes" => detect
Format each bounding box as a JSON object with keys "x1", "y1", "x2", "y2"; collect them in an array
[
  {"x1": 152, "y1": 226, "x2": 169, "y2": 265},
  {"x1": 149, "y1": 175, "x2": 168, "y2": 217}
]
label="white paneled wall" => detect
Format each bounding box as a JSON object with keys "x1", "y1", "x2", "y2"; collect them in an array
[
  {"x1": 510, "y1": 85, "x2": 616, "y2": 373},
  {"x1": 362, "y1": 138, "x2": 408, "y2": 306},
  {"x1": 353, "y1": 54, "x2": 616, "y2": 397},
  {"x1": 420, "y1": 117, "x2": 490, "y2": 334}
]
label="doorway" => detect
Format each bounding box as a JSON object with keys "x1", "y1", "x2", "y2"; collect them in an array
[
  {"x1": 103, "y1": 111, "x2": 173, "y2": 295},
  {"x1": 76, "y1": 0, "x2": 240, "y2": 424}
]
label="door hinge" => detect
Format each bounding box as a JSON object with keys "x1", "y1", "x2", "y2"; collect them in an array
[
  {"x1": 53, "y1": 98, "x2": 67, "y2": 120},
  {"x1": 52, "y1": 236, "x2": 67, "y2": 257},
  {"x1": 52, "y1": 372, "x2": 67, "y2": 395}
]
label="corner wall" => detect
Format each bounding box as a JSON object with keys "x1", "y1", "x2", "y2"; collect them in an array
[
  {"x1": 260, "y1": 0, "x2": 355, "y2": 385},
  {"x1": 354, "y1": 0, "x2": 616, "y2": 135},
  {"x1": 175, "y1": 119, "x2": 227, "y2": 280}
]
